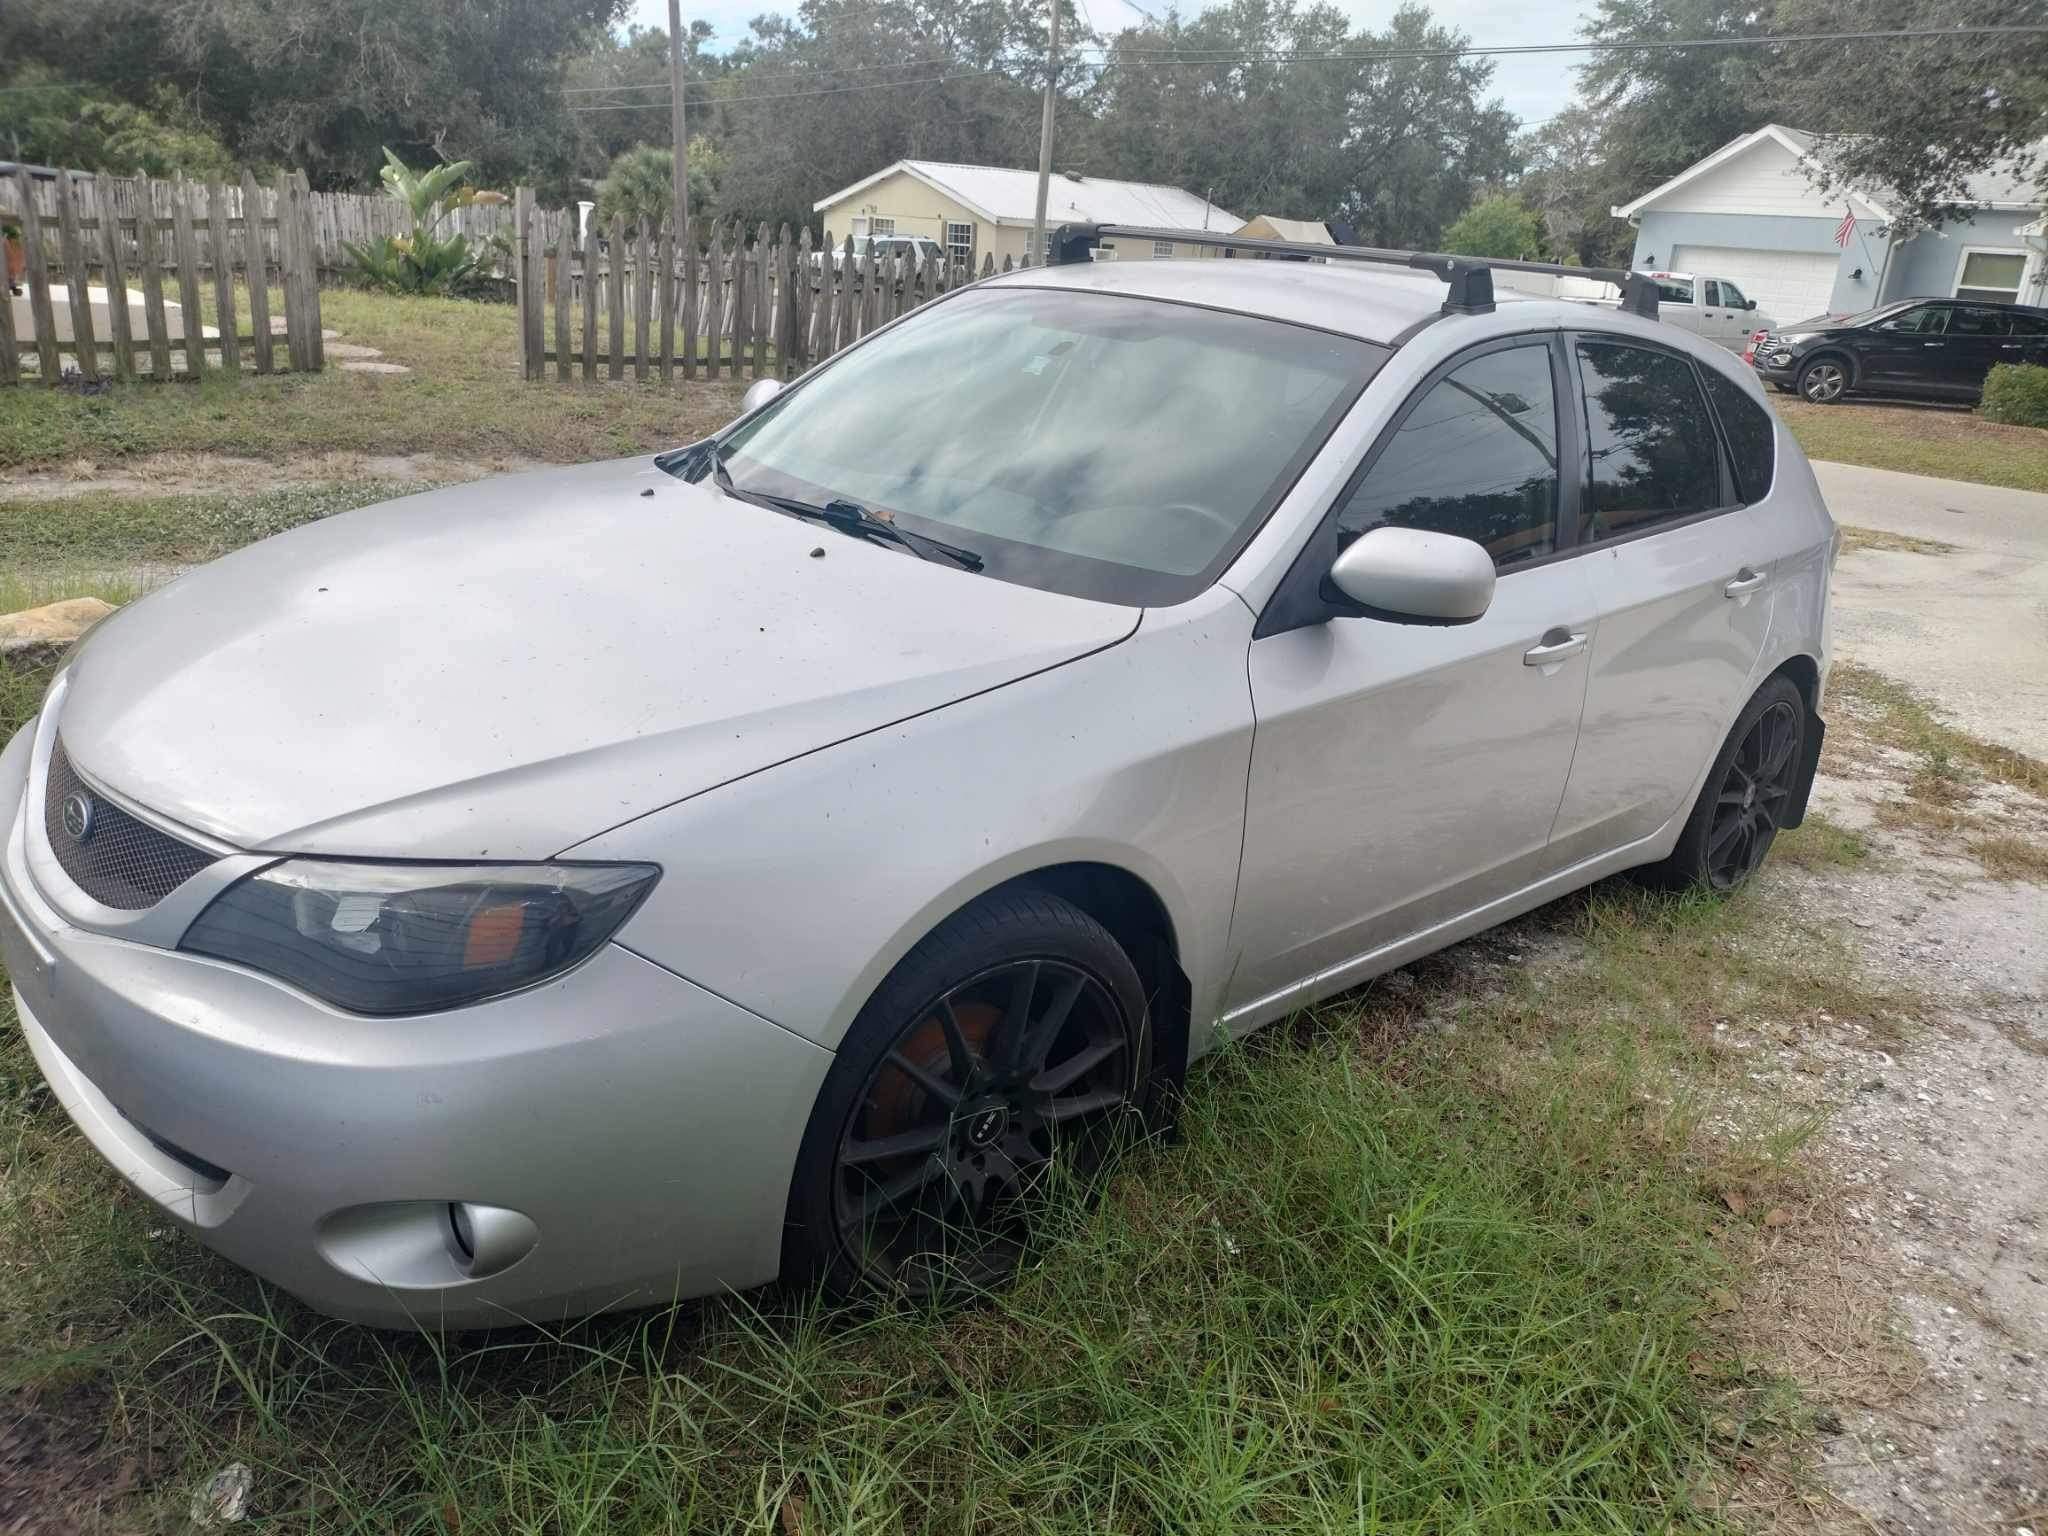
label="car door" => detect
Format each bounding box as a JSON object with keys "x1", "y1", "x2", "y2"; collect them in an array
[
  {"x1": 2010, "y1": 310, "x2": 2048, "y2": 366},
  {"x1": 1226, "y1": 337, "x2": 1597, "y2": 1017},
  {"x1": 1944, "y1": 304, "x2": 2014, "y2": 394},
  {"x1": 1546, "y1": 336, "x2": 1776, "y2": 864},
  {"x1": 1858, "y1": 303, "x2": 1951, "y2": 392},
  {"x1": 1715, "y1": 279, "x2": 1761, "y2": 351},
  {"x1": 1701, "y1": 281, "x2": 1741, "y2": 351}
]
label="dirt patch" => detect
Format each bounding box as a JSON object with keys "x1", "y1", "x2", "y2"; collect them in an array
[
  {"x1": 0, "y1": 451, "x2": 549, "y2": 502},
  {"x1": 1757, "y1": 688, "x2": 2048, "y2": 1534},
  {"x1": 0, "y1": 1386, "x2": 167, "y2": 1535}
]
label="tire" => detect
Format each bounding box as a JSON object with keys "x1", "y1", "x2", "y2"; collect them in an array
[
  {"x1": 1639, "y1": 675, "x2": 1807, "y2": 894},
  {"x1": 783, "y1": 887, "x2": 1152, "y2": 1302},
  {"x1": 1796, "y1": 354, "x2": 1850, "y2": 404}
]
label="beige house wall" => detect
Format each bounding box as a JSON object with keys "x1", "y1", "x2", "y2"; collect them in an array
[{"x1": 817, "y1": 168, "x2": 1222, "y2": 271}]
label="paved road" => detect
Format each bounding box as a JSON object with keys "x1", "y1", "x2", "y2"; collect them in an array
[{"x1": 1815, "y1": 460, "x2": 2048, "y2": 760}]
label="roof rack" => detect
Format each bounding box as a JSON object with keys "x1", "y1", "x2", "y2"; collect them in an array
[{"x1": 1049, "y1": 223, "x2": 1660, "y2": 322}]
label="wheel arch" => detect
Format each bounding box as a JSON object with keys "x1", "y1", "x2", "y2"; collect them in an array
[
  {"x1": 1764, "y1": 653, "x2": 1826, "y2": 828},
  {"x1": 1798, "y1": 347, "x2": 1858, "y2": 393},
  {"x1": 852, "y1": 856, "x2": 1195, "y2": 1116}
]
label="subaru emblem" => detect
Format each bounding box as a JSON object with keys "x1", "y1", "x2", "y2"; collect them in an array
[{"x1": 61, "y1": 790, "x2": 96, "y2": 844}]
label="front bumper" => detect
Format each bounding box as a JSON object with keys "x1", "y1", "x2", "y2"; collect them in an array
[{"x1": 0, "y1": 723, "x2": 831, "y2": 1329}]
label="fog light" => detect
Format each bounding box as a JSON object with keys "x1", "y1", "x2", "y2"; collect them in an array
[
  {"x1": 445, "y1": 1202, "x2": 540, "y2": 1279},
  {"x1": 1771, "y1": 352, "x2": 1793, "y2": 367}
]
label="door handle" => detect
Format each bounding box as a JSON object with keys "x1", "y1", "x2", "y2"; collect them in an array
[
  {"x1": 1923, "y1": 341, "x2": 1944, "y2": 347},
  {"x1": 1523, "y1": 628, "x2": 1588, "y2": 667},
  {"x1": 1724, "y1": 567, "x2": 1768, "y2": 597},
  {"x1": 2002, "y1": 343, "x2": 2023, "y2": 350}
]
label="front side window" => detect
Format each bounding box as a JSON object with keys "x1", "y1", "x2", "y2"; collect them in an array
[
  {"x1": 1576, "y1": 339, "x2": 1725, "y2": 540},
  {"x1": 1885, "y1": 305, "x2": 1949, "y2": 335},
  {"x1": 1335, "y1": 343, "x2": 1560, "y2": 569},
  {"x1": 1719, "y1": 280, "x2": 1750, "y2": 308},
  {"x1": 714, "y1": 288, "x2": 1382, "y2": 605},
  {"x1": 1653, "y1": 276, "x2": 1696, "y2": 304}
]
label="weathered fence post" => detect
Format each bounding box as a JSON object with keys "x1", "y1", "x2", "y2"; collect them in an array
[
  {"x1": 208, "y1": 182, "x2": 240, "y2": 374},
  {"x1": 98, "y1": 193, "x2": 133, "y2": 382},
  {"x1": 136, "y1": 178, "x2": 173, "y2": 379},
  {"x1": 55, "y1": 172, "x2": 100, "y2": 382},
  {"x1": 240, "y1": 171, "x2": 274, "y2": 374},
  {"x1": 606, "y1": 213, "x2": 626, "y2": 381},
  {"x1": 633, "y1": 219, "x2": 653, "y2": 382},
  {"x1": 14, "y1": 165, "x2": 60, "y2": 381},
  {"x1": 581, "y1": 214, "x2": 598, "y2": 382},
  {"x1": 514, "y1": 187, "x2": 537, "y2": 380},
  {"x1": 172, "y1": 176, "x2": 206, "y2": 376},
  {"x1": 657, "y1": 219, "x2": 676, "y2": 383},
  {"x1": 682, "y1": 216, "x2": 699, "y2": 382},
  {"x1": 553, "y1": 216, "x2": 572, "y2": 383}
]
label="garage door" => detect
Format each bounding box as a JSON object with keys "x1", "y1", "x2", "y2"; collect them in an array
[{"x1": 1669, "y1": 245, "x2": 1840, "y2": 326}]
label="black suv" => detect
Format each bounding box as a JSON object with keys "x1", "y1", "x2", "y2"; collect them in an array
[{"x1": 1750, "y1": 298, "x2": 2048, "y2": 405}]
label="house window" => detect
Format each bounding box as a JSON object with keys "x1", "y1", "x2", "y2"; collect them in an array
[
  {"x1": 1153, "y1": 240, "x2": 1175, "y2": 259},
  {"x1": 868, "y1": 216, "x2": 896, "y2": 238},
  {"x1": 945, "y1": 221, "x2": 974, "y2": 271},
  {"x1": 1954, "y1": 248, "x2": 2027, "y2": 304}
]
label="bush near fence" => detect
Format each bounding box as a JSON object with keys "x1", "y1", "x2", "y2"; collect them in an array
[
  {"x1": 512, "y1": 194, "x2": 1035, "y2": 386},
  {"x1": 1979, "y1": 362, "x2": 2048, "y2": 429}
]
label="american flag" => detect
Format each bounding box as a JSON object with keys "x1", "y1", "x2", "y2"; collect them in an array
[{"x1": 1834, "y1": 209, "x2": 1857, "y2": 249}]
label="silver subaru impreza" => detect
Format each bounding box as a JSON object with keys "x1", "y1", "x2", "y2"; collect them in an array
[{"x1": 1, "y1": 251, "x2": 1833, "y2": 1327}]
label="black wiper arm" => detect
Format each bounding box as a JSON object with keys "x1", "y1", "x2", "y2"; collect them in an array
[{"x1": 819, "y1": 499, "x2": 985, "y2": 572}]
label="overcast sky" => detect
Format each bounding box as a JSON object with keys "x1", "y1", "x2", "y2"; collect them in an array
[{"x1": 623, "y1": 0, "x2": 1594, "y2": 131}]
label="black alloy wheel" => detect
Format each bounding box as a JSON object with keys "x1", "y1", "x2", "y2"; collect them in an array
[
  {"x1": 787, "y1": 889, "x2": 1152, "y2": 1302},
  {"x1": 1704, "y1": 697, "x2": 1801, "y2": 890}
]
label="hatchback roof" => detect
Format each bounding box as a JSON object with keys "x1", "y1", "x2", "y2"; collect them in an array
[{"x1": 987, "y1": 256, "x2": 1555, "y2": 347}]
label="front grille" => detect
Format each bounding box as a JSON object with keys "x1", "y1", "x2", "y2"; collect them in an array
[{"x1": 42, "y1": 736, "x2": 217, "y2": 910}]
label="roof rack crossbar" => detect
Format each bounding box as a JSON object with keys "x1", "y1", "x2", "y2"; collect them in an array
[{"x1": 1049, "y1": 223, "x2": 1660, "y2": 321}]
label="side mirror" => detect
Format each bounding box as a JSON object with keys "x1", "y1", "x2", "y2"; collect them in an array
[
  {"x1": 1744, "y1": 299, "x2": 1758, "y2": 311},
  {"x1": 738, "y1": 377, "x2": 784, "y2": 418},
  {"x1": 1327, "y1": 526, "x2": 1496, "y2": 625}
]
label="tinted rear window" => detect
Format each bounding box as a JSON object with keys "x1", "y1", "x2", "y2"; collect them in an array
[
  {"x1": 1699, "y1": 368, "x2": 1776, "y2": 503},
  {"x1": 1576, "y1": 340, "x2": 1724, "y2": 539}
]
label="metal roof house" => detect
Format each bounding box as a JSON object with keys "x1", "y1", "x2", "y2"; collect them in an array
[
  {"x1": 812, "y1": 159, "x2": 1237, "y2": 271},
  {"x1": 1611, "y1": 124, "x2": 2047, "y2": 321}
]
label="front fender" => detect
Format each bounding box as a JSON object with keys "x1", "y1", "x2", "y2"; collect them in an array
[{"x1": 567, "y1": 591, "x2": 1258, "y2": 1051}]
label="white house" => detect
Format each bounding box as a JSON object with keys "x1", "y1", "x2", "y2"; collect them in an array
[
  {"x1": 813, "y1": 159, "x2": 1237, "y2": 271},
  {"x1": 1611, "y1": 124, "x2": 2047, "y2": 321}
]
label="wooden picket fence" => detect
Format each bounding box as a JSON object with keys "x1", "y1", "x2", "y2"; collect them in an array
[
  {"x1": 1, "y1": 165, "x2": 324, "y2": 385},
  {"x1": 512, "y1": 192, "x2": 1032, "y2": 385}
]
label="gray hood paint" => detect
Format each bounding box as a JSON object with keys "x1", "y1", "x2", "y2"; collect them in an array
[{"x1": 59, "y1": 458, "x2": 1139, "y2": 859}]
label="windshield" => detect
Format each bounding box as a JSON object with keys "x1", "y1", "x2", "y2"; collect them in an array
[{"x1": 714, "y1": 287, "x2": 1382, "y2": 605}]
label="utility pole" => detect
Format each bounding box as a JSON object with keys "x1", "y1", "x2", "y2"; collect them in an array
[
  {"x1": 1030, "y1": 0, "x2": 1059, "y2": 265},
  {"x1": 667, "y1": 0, "x2": 690, "y2": 238}
]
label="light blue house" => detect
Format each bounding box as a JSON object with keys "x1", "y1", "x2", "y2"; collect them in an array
[{"x1": 1611, "y1": 124, "x2": 2047, "y2": 326}]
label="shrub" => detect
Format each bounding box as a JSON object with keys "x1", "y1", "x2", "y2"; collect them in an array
[
  {"x1": 343, "y1": 147, "x2": 502, "y2": 297},
  {"x1": 1980, "y1": 362, "x2": 2048, "y2": 428},
  {"x1": 592, "y1": 141, "x2": 720, "y2": 233},
  {"x1": 1441, "y1": 194, "x2": 1546, "y2": 260}
]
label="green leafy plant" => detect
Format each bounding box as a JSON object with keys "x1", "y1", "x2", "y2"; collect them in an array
[
  {"x1": 343, "y1": 147, "x2": 495, "y2": 297},
  {"x1": 1441, "y1": 194, "x2": 1547, "y2": 260},
  {"x1": 592, "y1": 142, "x2": 720, "y2": 232},
  {"x1": 1979, "y1": 362, "x2": 2048, "y2": 429}
]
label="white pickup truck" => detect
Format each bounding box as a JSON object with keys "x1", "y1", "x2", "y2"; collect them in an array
[{"x1": 1532, "y1": 270, "x2": 1780, "y2": 354}]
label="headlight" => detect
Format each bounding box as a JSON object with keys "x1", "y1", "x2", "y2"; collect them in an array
[
  {"x1": 180, "y1": 860, "x2": 659, "y2": 1015},
  {"x1": 1776, "y1": 333, "x2": 1815, "y2": 346}
]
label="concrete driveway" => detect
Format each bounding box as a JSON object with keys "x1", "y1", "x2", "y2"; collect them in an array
[{"x1": 1815, "y1": 460, "x2": 2048, "y2": 760}]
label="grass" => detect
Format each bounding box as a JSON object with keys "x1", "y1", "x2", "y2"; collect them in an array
[
  {"x1": 1772, "y1": 397, "x2": 2048, "y2": 494},
  {"x1": 0, "y1": 709, "x2": 1920, "y2": 1530},
  {"x1": 1836, "y1": 525, "x2": 1957, "y2": 557},
  {"x1": 0, "y1": 288, "x2": 749, "y2": 472},
  {"x1": 1769, "y1": 815, "x2": 1871, "y2": 871},
  {"x1": 0, "y1": 483, "x2": 417, "y2": 569},
  {"x1": 1830, "y1": 663, "x2": 2048, "y2": 803}
]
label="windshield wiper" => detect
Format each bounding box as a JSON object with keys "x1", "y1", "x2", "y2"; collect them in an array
[
  {"x1": 679, "y1": 441, "x2": 984, "y2": 573},
  {"x1": 814, "y1": 499, "x2": 985, "y2": 572}
]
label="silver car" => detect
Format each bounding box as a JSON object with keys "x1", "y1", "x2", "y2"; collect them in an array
[{"x1": 1, "y1": 256, "x2": 1834, "y2": 1327}]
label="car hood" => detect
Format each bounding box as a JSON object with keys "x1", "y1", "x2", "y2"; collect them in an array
[
  {"x1": 58, "y1": 458, "x2": 1138, "y2": 858},
  {"x1": 1776, "y1": 314, "x2": 1853, "y2": 333}
]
